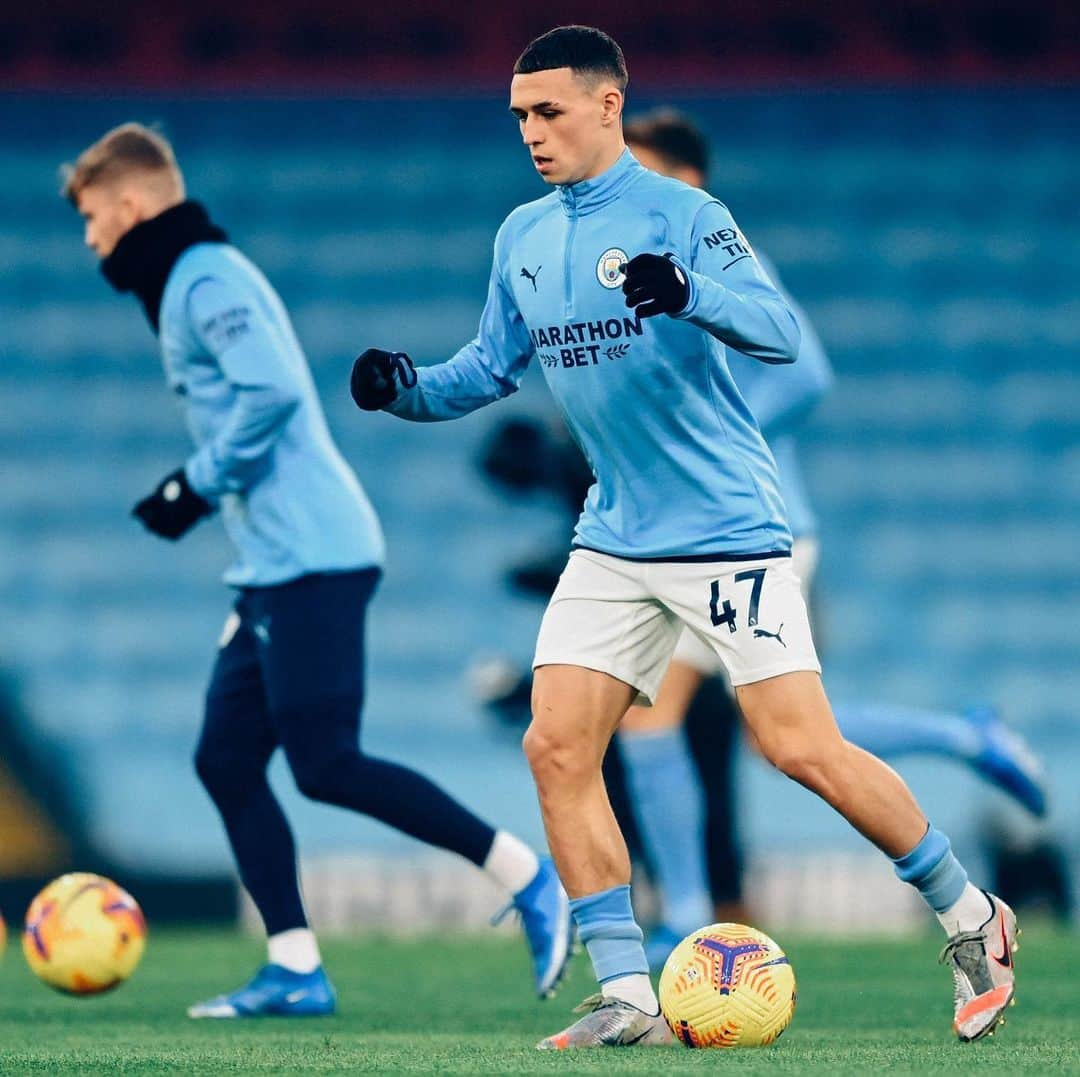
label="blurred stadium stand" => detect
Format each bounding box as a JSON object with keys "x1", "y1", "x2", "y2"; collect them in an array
[
  {"x1": 0, "y1": 78, "x2": 1077, "y2": 922},
  {"x1": 0, "y1": 1, "x2": 1078, "y2": 88}
]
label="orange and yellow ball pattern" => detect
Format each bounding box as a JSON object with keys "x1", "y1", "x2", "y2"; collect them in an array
[
  {"x1": 22, "y1": 873, "x2": 146, "y2": 994},
  {"x1": 659, "y1": 923, "x2": 796, "y2": 1048}
]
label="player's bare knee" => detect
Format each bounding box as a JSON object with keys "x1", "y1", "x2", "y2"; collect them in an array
[
  {"x1": 523, "y1": 720, "x2": 591, "y2": 787},
  {"x1": 764, "y1": 738, "x2": 821, "y2": 780},
  {"x1": 522, "y1": 721, "x2": 562, "y2": 776},
  {"x1": 767, "y1": 739, "x2": 850, "y2": 800}
]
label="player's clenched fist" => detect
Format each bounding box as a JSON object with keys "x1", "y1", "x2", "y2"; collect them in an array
[
  {"x1": 620, "y1": 253, "x2": 690, "y2": 318},
  {"x1": 350, "y1": 349, "x2": 417, "y2": 411}
]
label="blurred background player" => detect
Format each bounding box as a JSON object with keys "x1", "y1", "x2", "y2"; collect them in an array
[
  {"x1": 471, "y1": 109, "x2": 1049, "y2": 967},
  {"x1": 61, "y1": 122, "x2": 571, "y2": 1018},
  {"x1": 352, "y1": 25, "x2": 1019, "y2": 1048}
]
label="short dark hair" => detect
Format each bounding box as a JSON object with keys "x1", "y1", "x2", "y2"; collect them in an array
[
  {"x1": 514, "y1": 25, "x2": 628, "y2": 91},
  {"x1": 624, "y1": 110, "x2": 709, "y2": 179}
]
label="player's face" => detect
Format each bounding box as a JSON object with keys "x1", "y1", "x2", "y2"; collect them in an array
[
  {"x1": 76, "y1": 184, "x2": 141, "y2": 258},
  {"x1": 510, "y1": 67, "x2": 622, "y2": 186}
]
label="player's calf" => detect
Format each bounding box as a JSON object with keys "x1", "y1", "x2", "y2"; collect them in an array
[
  {"x1": 739, "y1": 672, "x2": 928, "y2": 858},
  {"x1": 759, "y1": 733, "x2": 851, "y2": 802}
]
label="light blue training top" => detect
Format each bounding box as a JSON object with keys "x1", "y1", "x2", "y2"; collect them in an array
[
  {"x1": 159, "y1": 243, "x2": 384, "y2": 586},
  {"x1": 386, "y1": 149, "x2": 800, "y2": 559}
]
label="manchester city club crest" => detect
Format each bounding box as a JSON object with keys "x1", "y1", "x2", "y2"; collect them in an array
[{"x1": 596, "y1": 247, "x2": 628, "y2": 289}]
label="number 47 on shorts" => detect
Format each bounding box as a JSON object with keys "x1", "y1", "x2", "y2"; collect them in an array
[{"x1": 709, "y1": 568, "x2": 767, "y2": 634}]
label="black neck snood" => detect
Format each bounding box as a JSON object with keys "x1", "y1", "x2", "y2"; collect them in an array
[{"x1": 101, "y1": 200, "x2": 227, "y2": 333}]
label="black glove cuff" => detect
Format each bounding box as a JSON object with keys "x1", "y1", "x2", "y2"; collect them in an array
[
  {"x1": 160, "y1": 468, "x2": 212, "y2": 515},
  {"x1": 132, "y1": 467, "x2": 213, "y2": 540},
  {"x1": 351, "y1": 349, "x2": 416, "y2": 411}
]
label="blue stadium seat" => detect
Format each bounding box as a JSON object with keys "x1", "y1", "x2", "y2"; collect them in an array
[{"x1": 0, "y1": 91, "x2": 1077, "y2": 869}]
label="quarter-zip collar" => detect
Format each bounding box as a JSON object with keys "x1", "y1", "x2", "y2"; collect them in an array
[{"x1": 557, "y1": 148, "x2": 642, "y2": 218}]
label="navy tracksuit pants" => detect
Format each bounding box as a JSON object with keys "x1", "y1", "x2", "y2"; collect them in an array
[{"x1": 195, "y1": 569, "x2": 495, "y2": 934}]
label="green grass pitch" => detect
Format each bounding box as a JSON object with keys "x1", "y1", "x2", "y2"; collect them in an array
[{"x1": 0, "y1": 927, "x2": 1076, "y2": 1074}]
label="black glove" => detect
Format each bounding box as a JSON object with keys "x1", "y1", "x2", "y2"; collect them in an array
[
  {"x1": 132, "y1": 468, "x2": 213, "y2": 541},
  {"x1": 621, "y1": 253, "x2": 690, "y2": 318},
  {"x1": 350, "y1": 349, "x2": 417, "y2": 411}
]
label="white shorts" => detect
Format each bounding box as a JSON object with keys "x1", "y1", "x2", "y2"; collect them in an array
[
  {"x1": 672, "y1": 537, "x2": 820, "y2": 678},
  {"x1": 532, "y1": 547, "x2": 821, "y2": 706}
]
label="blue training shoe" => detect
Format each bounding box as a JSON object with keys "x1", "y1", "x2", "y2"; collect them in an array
[
  {"x1": 187, "y1": 964, "x2": 336, "y2": 1018},
  {"x1": 966, "y1": 706, "x2": 1047, "y2": 818},
  {"x1": 493, "y1": 857, "x2": 573, "y2": 999}
]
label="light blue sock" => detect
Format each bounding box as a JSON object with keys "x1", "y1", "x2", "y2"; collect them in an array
[
  {"x1": 569, "y1": 885, "x2": 648, "y2": 983},
  {"x1": 892, "y1": 826, "x2": 969, "y2": 913},
  {"x1": 618, "y1": 727, "x2": 712, "y2": 934},
  {"x1": 835, "y1": 702, "x2": 981, "y2": 761}
]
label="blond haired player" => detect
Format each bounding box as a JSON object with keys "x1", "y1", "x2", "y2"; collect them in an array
[{"x1": 64, "y1": 122, "x2": 571, "y2": 1017}]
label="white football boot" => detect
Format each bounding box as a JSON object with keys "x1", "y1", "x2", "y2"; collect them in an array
[
  {"x1": 536, "y1": 993, "x2": 673, "y2": 1050},
  {"x1": 939, "y1": 891, "x2": 1018, "y2": 1042}
]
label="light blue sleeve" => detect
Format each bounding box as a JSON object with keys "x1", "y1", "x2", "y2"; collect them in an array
[
  {"x1": 385, "y1": 228, "x2": 533, "y2": 422},
  {"x1": 183, "y1": 275, "x2": 301, "y2": 498},
  {"x1": 735, "y1": 255, "x2": 835, "y2": 437},
  {"x1": 674, "y1": 201, "x2": 800, "y2": 365}
]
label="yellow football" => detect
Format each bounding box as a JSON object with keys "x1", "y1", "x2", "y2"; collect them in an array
[
  {"x1": 22, "y1": 873, "x2": 147, "y2": 994},
  {"x1": 659, "y1": 922, "x2": 796, "y2": 1048}
]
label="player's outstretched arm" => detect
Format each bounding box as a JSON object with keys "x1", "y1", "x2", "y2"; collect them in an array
[
  {"x1": 624, "y1": 201, "x2": 801, "y2": 365},
  {"x1": 183, "y1": 276, "x2": 302, "y2": 499},
  {"x1": 350, "y1": 238, "x2": 533, "y2": 422}
]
